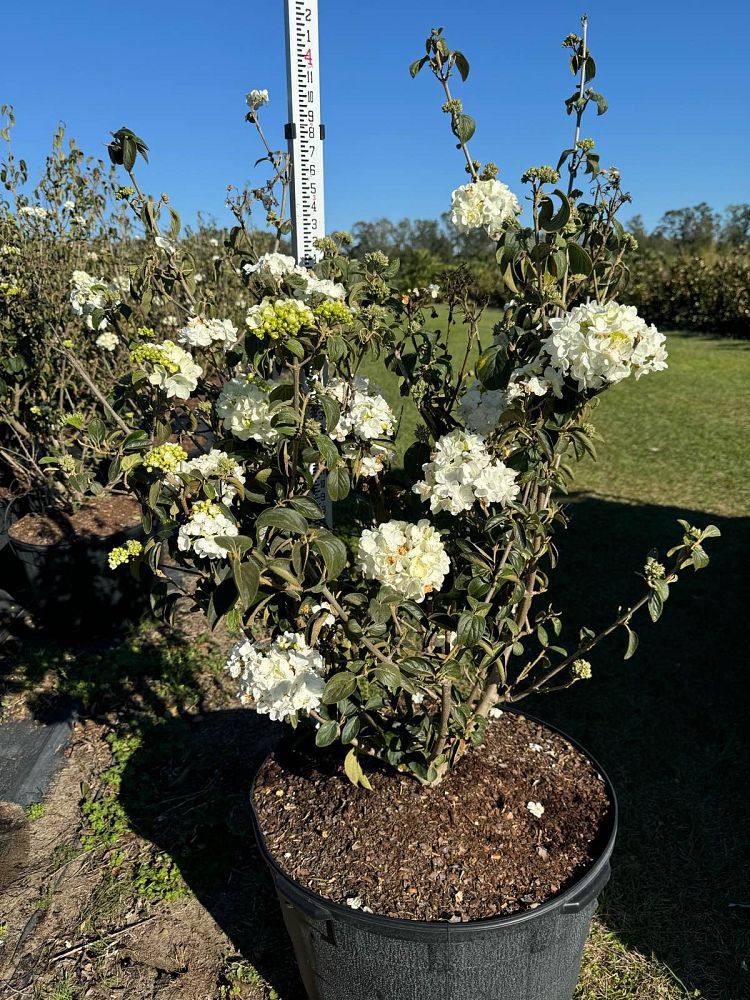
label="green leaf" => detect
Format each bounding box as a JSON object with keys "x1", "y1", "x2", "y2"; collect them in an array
[
  {"x1": 289, "y1": 496, "x2": 324, "y2": 520},
  {"x1": 322, "y1": 672, "x2": 357, "y2": 706},
  {"x1": 344, "y1": 749, "x2": 372, "y2": 789},
  {"x1": 341, "y1": 716, "x2": 360, "y2": 745},
  {"x1": 538, "y1": 190, "x2": 571, "y2": 232},
  {"x1": 624, "y1": 626, "x2": 639, "y2": 660},
  {"x1": 455, "y1": 113, "x2": 476, "y2": 144},
  {"x1": 701, "y1": 524, "x2": 721, "y2": 539},
  {"x1": 648, "y1": 590, "x2": 664, "y2": 622},
  {"x1": 372, "y1": 663, "x2": 404, "y2": 692},
  {"x1": 232, "y1": 559, "x2": 259, "y2": 610},
  {"x1": 456, "y1": 612, "x2": 485, "y2": 648},
  {"x1": 311, "y1": 531, "x2": 348, "y2": 580},
  {"x1": 691, "y1": 545, "x2": 709, "y2": 570},
  {"x1": 453, "y1": 51, "x2": 470, "y2": 81},
  {"x1": 567, "y1": 242, "x2": 593, "y2": 277},
  {"x1": 285, "y1": 337, "x2": 305, "y2": 359},
  {"x1": 409, "y1": 56, "x2": 428, "y2": 78},
  {"x1": 315, "y1": 434, "x2": 340, "y2": 469},
  {"x1": 315, "y1": 720, "x2": 338, "y2": 747},
  {"x1": 319, "y1": 395, "x2": 340, "y2": 435},
  {"x1": 327, "y1": 466, "x2": 350, "y2": 502},
  {"x1": 255, "y1": 508, "x2": 309, "y2": 535}
]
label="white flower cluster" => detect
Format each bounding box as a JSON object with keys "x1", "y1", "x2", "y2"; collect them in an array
[
  {"x1": 344, "y1": 443, "x2": 395, "y2": 479},
  {"x1": 177, "y1": 500, "x2": 238, "y2": 560},
  {"x1": 176, "y1": 448, "x2": 245, "y2": 503},
  {"x1": 131, "y1": 340, "x2": 202, "y2": 399},
  {"x1": 414, "y1": 430, "x2": 520, "y2": 516},
  {"x1": 95, "y1": 331, "x2": 119, "y2": 352},
  {"x1": 543, "y1": 301, "x2": 668, "y2": 390},
  {"x1": 243, "y1": 253, "x2": 346, "y2": 302},
  {"x1": 19, "y1": 205, "x2": 48, "y2": 220},
  {"x1": 450, "y1": 179, "x2": 521, "y2": 240},
  {"x1": 321, "y1": 376, "x2": 396, "y2": 443},
  {"x1": 357, "y1": 519, "x2": 450, "y2": 602},
  {"x1": 458, "y1": 383, "x2": 508, "y2": 436},
  {"x1": 459, "y1": 361, "x2": 564, "y2": 435},
  {"x1": 227, "y1": 632, "x2": 325, "y2": 722},
  {"x1": 246, "y1": 89, "x2": 269, "y2": 109},
  {"x1": 178, "y1": 316, "x2": 239, "y2": 350},
  {"x1": 216, "y1": 375, "x2": 279, "y2": 444},
  {"x1": 70, "y1": 269, "x2": 120, "y2": 330}
]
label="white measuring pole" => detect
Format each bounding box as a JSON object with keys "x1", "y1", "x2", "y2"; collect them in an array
[
  {"x1": 284, "y1": 0, "x2": 326, "y2": 267},
  {"x1": 284, "y1": 0, "x2": 332, "y2": 525}
]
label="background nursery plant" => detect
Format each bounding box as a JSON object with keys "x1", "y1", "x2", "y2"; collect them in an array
[{"x1": 112, "y1": 21, "x2": 717, "y2": 788}]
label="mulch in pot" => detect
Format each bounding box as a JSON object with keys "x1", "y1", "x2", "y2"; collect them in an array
[
  {"x1": 254, "y1": 712, "x2": 611, "y2": 922},
  {"x1": 8, "y1": 494, "x2": 140, "y2": 546}
]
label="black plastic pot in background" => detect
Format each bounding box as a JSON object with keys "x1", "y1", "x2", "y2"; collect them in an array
[
  {"x1": 250, "y1": 715, "x2": 617, "y2": 1000},
  {"x1": 8, "y1": 523, "x2": 147, "y2": 634}
]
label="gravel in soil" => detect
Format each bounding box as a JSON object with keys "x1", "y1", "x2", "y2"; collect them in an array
[
  {"x1": 9, "y1": 493, "x2": 140, "y2": 545},
  {"x1": 254, "y1": 712, "x2": 612, "y2": 922}
]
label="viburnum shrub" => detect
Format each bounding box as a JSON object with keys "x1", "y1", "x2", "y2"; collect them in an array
[{"x1": 111, "y1": 21, "x2": 718, "y2": 786}]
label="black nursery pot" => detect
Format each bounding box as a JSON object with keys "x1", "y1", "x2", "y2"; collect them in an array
[
  {"x1": 250, "y1": 715, "x2": 617, "y2": 1000},
  {"x1": 9, "y1": 523, "x2": 146, "y2": 633}
]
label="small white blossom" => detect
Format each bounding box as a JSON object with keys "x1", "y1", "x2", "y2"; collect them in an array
[
  {"x1": 243, "y1": 252, "x2": 298, "y2": 280},
  {"x1": 70, "y1": 269, "x2": 120, "y2": 329},
  {"x1": 543, "y1": 301, "x2": 668, "y2": 390},
  {"x1": 175, "y1": 449, "x2": 245, "y2": 503},
  {"x1": 450, "y1": 179, "x2": 521, "y2": 240},
  {"x1": 527, "y1": 801, "x2": 545, "y2": 819},
  {"x1": 227, "y1": 631, "x2": 325, "y2": 722},
  {"x1": 246, "y1": 89, "x2": 269, "y2": 109},
  {"x1": 216, "y1": 375, "x2": 279, "y2": 444},
  {"x1": 178, "y1": 316, "x2": 239, "y2": 350},
  {"x1": 95, "y1": 331, "x2": 119, "y2": 351},
  {"x1": 414, "y1": 430, "x2": 519, "y2": 516},
  {"x1": 299, "y1": 273, "x2": 346, "y2": 301},
  {"x1": 177, "y1": 500, "x2": 237, "y2": 560},
  {"x1": 319, "y1": 376, "x2": 396, "y2": 444},
  {"x1": 154, "y1": 235, "x2": 176, "y2": 254},
  {"x1": 131, "y1": 340, "x2": 202, "y2": 399},
  {"x1": 357, "y1": 519, "x2": 450, "y2": 603},
  {"x1": 19, "y1": 205, "x2": 48, "y2": 219}
]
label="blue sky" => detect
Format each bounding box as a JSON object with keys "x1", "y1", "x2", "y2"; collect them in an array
[{"x1": 2, "y1": 1, "x2": 748, "y2": 233}]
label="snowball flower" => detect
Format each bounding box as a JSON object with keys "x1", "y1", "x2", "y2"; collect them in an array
[
  {"x1": 70, "y1": 269, "x2": 120, "y2": 329},
  {"x1": 216, "y1": 375, "x2": 279, "y2": 444},
  {"x1": 299, "y1": 273, "x2": 346, "y2": 301},
  {"x1": 357, "y1": 519, "x2": 450, "y2": 602},
  {"x1": 450, "y1": 179, "x2": 521, "y2": 240},
  {"x1": 19, "y1": 205, "x2": 48, "y2": 219},
  {"x1": 543, "y1": 301, "x2": 668, "y2": 391},
  {"x1": 95, "y1": 331, "x2": 119, "y2": 352},
  {"x1": 319, "y1": 376, "x2": 396, "y2": 443},
  {"x1": 176, "y1": 448, "x2": 245, "y2": 502},
  {"x1": 344, "y1": 443, "x2": 395, "y2": 479},
  {"x1": 458, "y1": 382, "x2": 508, "y2": 435},
  {"x1": 177, "y1": 500, "x2": 238, "y2": 560},
  {"x1": 527, "y1": 801, "x2": 545, "y2": 819},
  {"x1": 414, "y1": 430, "x2": 520, "y2": 516},
  {"x1": 246, "y1": 89, "x2": 269, "y2": 109},
  {"x1": 131, "y1": 340, "x2": 202, "y2": 399},
  {"x1": 243, "y1": 252, "x2": 298, "y2": 280},
  {"x1": 227, "y1": 631, "x2": 325, "y2": 722},
  {"x1": 178, "y1": 316, "x2": 238, "y2": 350}
]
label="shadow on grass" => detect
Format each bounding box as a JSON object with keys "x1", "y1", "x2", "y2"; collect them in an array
[
  {"x1": 111, "y1": 495, "x2": 747, "y2": 1000},
  {"x1": 531, "y1": 495, "x2": 750, "y2": 1000}
]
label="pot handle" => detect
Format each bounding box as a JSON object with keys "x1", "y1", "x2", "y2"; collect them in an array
[
  {"x1": 561, "y1": 862, "x2": 611, "y2": 915},
  {"x1": 274, "y1": 873, "x2": 334, "y2": 924}
]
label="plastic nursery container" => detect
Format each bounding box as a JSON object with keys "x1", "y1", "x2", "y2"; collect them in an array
[
  {"x1": 9, "y1": 523, "x2": 145, "y2": 633},
  {"x1": 251, "y1": 714, "x2": 617, "y2": 1000}
]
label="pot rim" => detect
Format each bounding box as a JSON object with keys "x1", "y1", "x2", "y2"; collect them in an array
[
  {"x1": 8, "y1": 522, "x2": 142, "y2": 553},
  {"x1": 250, "y1": 708, "x2": 618, "y2": 934}
]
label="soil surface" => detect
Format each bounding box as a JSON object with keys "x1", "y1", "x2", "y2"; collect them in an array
[
  {"x1": 9, "y1": 493, "x2": 140, "y2": 545},
  {"x1": 254, "y1": 712, "x2": 612, "y2": 922}
]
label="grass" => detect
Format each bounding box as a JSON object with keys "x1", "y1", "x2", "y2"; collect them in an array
[{"x1": 2, "y1": 321, "x2": 748, "y2": 999}]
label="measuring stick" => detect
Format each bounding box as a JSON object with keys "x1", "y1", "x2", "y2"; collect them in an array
[
  {"x1": 284, "y1": 0, "x2": 326, "y2": 266},
  {"x1": 284, "y1": 0, "x2": 332, "y2": 525}
]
